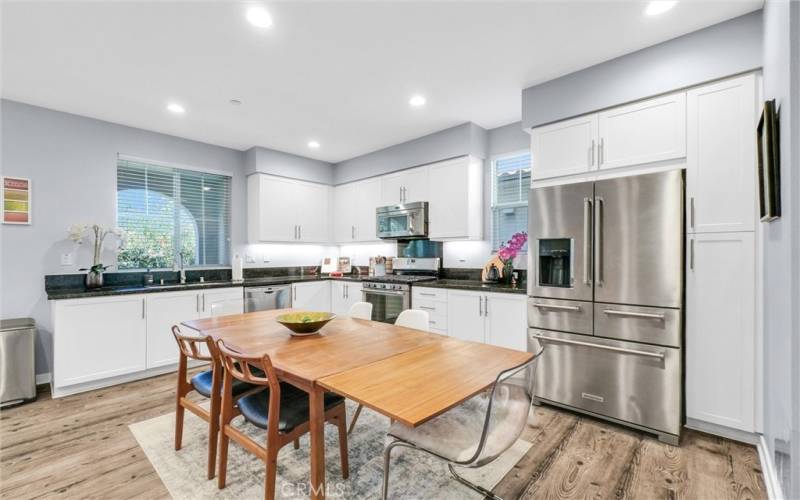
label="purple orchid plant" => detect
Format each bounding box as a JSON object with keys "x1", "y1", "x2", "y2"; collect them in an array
[{"x1": 497, "y1": 231, "x2": 527, "y2": 265}]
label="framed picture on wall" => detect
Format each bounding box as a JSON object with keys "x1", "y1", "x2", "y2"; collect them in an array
[
  {"x1": 2, "y1": 177, "x2": 32, "y2": 225},
  {"x1": 757, "y1": 99, "x2": 781, "y2": 222}
]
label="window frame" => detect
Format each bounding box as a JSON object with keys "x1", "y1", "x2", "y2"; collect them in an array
[
  {"x1": 115, "y1": 154, "x2": 233, "y2": 271},
  {"x1": 490, "y1": 149, "x2": 531, "y2": 252}
]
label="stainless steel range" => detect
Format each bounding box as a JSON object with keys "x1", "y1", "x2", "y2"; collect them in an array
[
  {"x1": 362, "y1": 256, "x2": 439, "y2": 323},
  {"x1": 527, "y1": 170, "x2": 684, "y2": 445}
]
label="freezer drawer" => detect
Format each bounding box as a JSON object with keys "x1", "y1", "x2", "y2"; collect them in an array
[
  {"x1": 527, "y1": 298, "x2": 592, "y2": 335},
  {"x1": 528, "y1": 329, "x2": 681, "y2": 436},
  {"x1": 594, "y1": 303, "x2": 682, "y2": 348}
]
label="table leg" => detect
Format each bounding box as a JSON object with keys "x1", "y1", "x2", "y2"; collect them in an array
[{"x1": 309, "y1": 386, "x2": 326, "y2": 499}]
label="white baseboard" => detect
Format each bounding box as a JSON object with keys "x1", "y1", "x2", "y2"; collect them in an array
[
  {"x1": 757, "y1": 435, "x2": 785, "y2": 500},
  {"x1": 35, "y1": 372, "x2": 51, "y2": 385},
  {"x1": 686, "y1": 418, "x2": 760, "y2": 445}
]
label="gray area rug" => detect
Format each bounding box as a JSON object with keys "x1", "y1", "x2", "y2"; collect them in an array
[{"x1": 130, "y1": 401, "x2": 532, "y2": 499}]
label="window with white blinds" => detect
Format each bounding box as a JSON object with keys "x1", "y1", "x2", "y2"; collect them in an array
[
  {"x1": 116, "y1": 158, "x2": 232, "y2": 270},
  {"x1": 491, "y1": 152, "x2": 531, "y2": 250}
]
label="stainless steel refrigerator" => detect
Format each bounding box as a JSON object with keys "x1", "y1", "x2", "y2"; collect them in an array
[{"x1": 527, "y1": 169, "x2": 683, "y2": 445}]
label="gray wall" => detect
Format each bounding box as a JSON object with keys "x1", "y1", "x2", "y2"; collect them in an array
[
  {"x1": 761, "y1": 1, "x2": 800, "y2": 497},
  {"x1": 0, "y1": 100, "x2": 248, "y2": 377},
  {"x1": 333, "y1": 122, "x2": 488, "y2": 184},
  {"x1": 487, "y1": 121, "x2": 528, "y2": 157},
  {"x1": 522, "y1": 10, "x2": 763, "y2": 129},
  {"x1": 245, "y1": 146, "x2": 334, "y2": 184}
]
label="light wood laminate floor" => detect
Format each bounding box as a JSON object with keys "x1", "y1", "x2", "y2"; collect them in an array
[{"x1": 1, "y1": 372, "x2": 765, "y2": 499}]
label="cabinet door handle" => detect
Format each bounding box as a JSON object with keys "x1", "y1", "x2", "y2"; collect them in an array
[
  {"x1": 298, "y1": 225, "x2": 302, "y2": 240},
  {"x1": 590, "y1": 139, "x2": 595, "y2": 167},
  {"x1": 202, "y1": 294, "x2": 206, "y2": 312},
  {"x1": 483, "y1": 296, "x2": 488, "y2": 317},
  {"x1": 599, "y1": 137, "x2": 604, "y2": 165},
  {"x1": 419, "y1": 305, "x2": 435, "y2": 311},
  {"x1": 478, "y1": 296, "x2": 482, "y2": 316},
  {"x1": 399, "y1": 186, "x2": 403, "y2": 203},
  {"x1": 690, "y1": 197, "x2": 695, "y2": 230},
  {"x1": 351, "y1": 225, "x2": 355, "y2": 240},
  {"x1": 419, "y1": 292, "x2": 436, "y2": 297},
  {"x1": 690, "y1": 238, "x2": 695, "y2": 271},
  {"x1": 196, "y1": 294, "x2": 200, "y2": 312},
  {"x1": 142, "y1": 298, "x2": 146, "y2": 319}
]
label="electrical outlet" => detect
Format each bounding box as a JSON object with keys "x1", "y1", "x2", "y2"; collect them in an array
[
  {"x1": 245, "y1": 254, "x2": 256, "y2": 264},
  {"x1": 60, "y1": 253, "x2": 73, "y2": 266},
  {"x1": 262, "y1": 254, "x2": 269, "y2": 263}
]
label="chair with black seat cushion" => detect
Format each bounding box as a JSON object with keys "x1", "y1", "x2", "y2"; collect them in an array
[
  {"x1": 171, "y1": 325, "x2": 261, "y2": 480},
  {"x1": 215, "y1": 339, "x2": 350, "y2": 500}
]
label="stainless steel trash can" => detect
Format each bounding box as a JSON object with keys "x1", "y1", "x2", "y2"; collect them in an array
[{"x1": 0, "y1": 318, "x2": 37, "y2": 407}]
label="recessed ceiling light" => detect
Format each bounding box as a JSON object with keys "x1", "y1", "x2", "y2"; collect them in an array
[
  {"x1": 246, "y1": 6, "x2": 273, "y2": 28},
  {"x1": 307, "y1": 140, "x2": 320, "y2": 149},
  {"x1": 409, "y1": 94, "x2": 426, "y2": 107},
  {"x1": 645, "y1": 1, "x2": 677, "y2": 16},
  {"x1": 166, "y1": 102, "x2": 185, "y2": 114}
]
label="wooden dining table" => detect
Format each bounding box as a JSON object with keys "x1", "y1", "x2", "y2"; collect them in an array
[{"x1": 182, "y1": 308, "x2": 532, "y2": 499}]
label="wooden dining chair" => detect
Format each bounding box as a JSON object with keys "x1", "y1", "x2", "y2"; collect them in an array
[
  {"x1": 348, "y1": 309, "x2": 431, "y2": 435},
  {"x1": 171, "y1": 325, "x2": 262, "y2": 480},
  {"x1": 215, "y1": 339, "x2": 350, "y2": 499}
]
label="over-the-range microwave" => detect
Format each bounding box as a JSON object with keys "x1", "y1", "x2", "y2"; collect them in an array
[{"x1": 376, "y1": 201, "x2": 428, "y2": 239}]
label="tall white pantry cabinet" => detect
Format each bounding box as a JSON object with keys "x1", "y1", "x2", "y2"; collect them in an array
[{"x1": 528, "y1": 73, "x2": 760, "y2": 439}]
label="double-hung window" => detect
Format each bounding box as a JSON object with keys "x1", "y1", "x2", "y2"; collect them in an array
[
  {"x1": 116, "y1": 157, "x2": 232, "y2": 270},
  {"x1": 491, "y1": 152, "x2": 531, "y2": 251}
]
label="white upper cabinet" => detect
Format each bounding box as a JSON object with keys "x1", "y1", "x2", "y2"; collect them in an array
[
  {"x1": 531, "y1": 114, "x2": 598, "y2": 180},
  {"x1": 428, "y1": 157, "x2": 483, "y2": 240},
  {"x1": 686, "y1": 232, "x2": 755, "y2": 432},
  {"x1": 248, "y1": 174, "x2": 330, "y2": 243},
  {"x1": 686, "y1": 74, "x2": 757, "y2": 233},
  {"x1": 597, "y1": 92, "x2": 687, "y2": 170},
  {"x1": 380, "y1": 166, "x2": 429, "y2": 205},
  {"x1": 333, "y1": 177, "x2": 382, "y2": 243}
]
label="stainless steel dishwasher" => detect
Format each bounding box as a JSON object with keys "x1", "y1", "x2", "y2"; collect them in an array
[{"x1": 244, "y1": 285, "x2": 292, "y2": 312}]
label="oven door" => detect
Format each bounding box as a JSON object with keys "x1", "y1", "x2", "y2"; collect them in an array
[
  {"x1": 377, "y1": 209, "x2": 425, "y2": 239},
  {"x1": 362, "y1": 288, "x2": 409, "y2": 323}
]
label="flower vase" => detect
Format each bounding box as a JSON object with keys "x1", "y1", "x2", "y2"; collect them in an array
[
  {"x1": 503, "y1": 261, "x2": 514, "y2": 285},
  {"x1": 85, "y1": 271, "x2": 104, "y2": 289}
]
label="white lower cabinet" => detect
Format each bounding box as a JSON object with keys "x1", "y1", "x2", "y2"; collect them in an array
[
  {"x1": 52, "y1": 295, "x2": 147, "y2": 389},
  {"x1": 292, "y1": 281, "x2": 332, "y2": 311},
  {"x1": 146, "y1": 290, "x2": 201, "y2": 369},
  {"x1": 51, "y1": 286, "x2": 243, "y2": 397},
  {"x1": 484, "y1": 293, "x2": 528, "y2": 351},
  {"x1": 330, "y1": 281, "x2": 363, "y2": 315},
  {"x1": 445, "y1": 290, "x2": 527, "y2": 348},
  {"x1": 686, "y1": 232, "x2": 755, "y2": 432}
]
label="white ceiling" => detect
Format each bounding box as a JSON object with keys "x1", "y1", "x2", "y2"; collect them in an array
[{"x1": 2, "y1": 1, "x2": 762, "y2": 162}]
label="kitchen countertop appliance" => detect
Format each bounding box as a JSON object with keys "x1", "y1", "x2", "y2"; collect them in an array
[
  {"x1": 527, "y1": 170, "x2": 684, "y2": 445},
  {"x1": 244, "y1": 285, "x2": 292, "y2": 313},
  {"x1": 0, "y1": 318, "x2": 37, "y2": 408},
  {"x1": 376, "y1": 201, "x2": 428, "y2": 239}
]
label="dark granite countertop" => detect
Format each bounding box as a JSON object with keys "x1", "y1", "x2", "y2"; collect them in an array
[
  {"x1": 46, "y1": 275, "x2": 365, "y2": 300},
  {"x1": 46, "y1": 273, "x2": 525, "y2": 300},
  {"x1": 415, "y1": 279, "x2": 527, "y2": 294}
]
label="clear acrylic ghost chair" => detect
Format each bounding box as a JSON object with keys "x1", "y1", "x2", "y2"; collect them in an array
[
  {"x1": 348, "y1": 308, "x2": 430, "y2": 435},
  {"x1": 347, "y1": 301, "x2": 373, "y2": 320},
  {"x1": 381, "y1": 350, "x2": 543, "y2": 500}
]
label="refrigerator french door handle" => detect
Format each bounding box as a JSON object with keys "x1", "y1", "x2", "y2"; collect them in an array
[
  {"x1": 583, "y1": 197, "x2": 593, "y2": 286},
  {"x1": 594, "y1": 196, "x2": 604, "y2": 287}
]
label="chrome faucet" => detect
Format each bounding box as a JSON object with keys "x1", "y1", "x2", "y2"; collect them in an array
[{"x1": 178, "y1": 252, "x2": 187, "y2": 284}]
